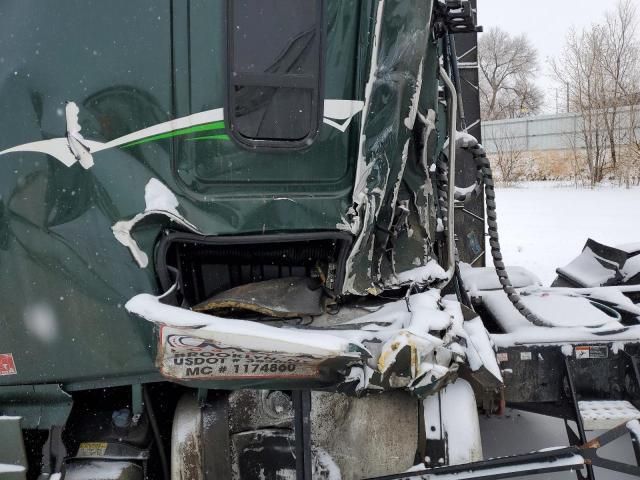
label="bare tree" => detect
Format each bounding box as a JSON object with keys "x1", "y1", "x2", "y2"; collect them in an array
[
  {"x1": 563, "y1": 132, "x2": 588, "y2": 188},
  {"x1": 552, "y1": 0, "x2": 640, "y2": 186},
  {"x1": 600, "y1": 0, "x2": 640, "y2": 170},
  {"x1": 624, "y1": 103, "x2": 640, "y2": 186},
  {"x1": 552, "y1": 27, "x2": 610, "y2": 186},
  {"x1": 487, "y1": 127, "x2": 528, "y2": 184},
  {"x1": 506, "y1": 77, "x2": 545, "y2": 118},
  {"x1": 479, "y1": 27, "x2": 543, "y2": 120}
]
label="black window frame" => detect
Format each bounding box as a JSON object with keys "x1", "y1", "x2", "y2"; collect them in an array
[{"x1": 225, "y1": 0, "x2": 325, "y2": 151}]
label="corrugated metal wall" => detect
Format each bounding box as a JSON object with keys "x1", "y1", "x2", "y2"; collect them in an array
[{"x1": 481, "y1": 106, "x2": 640, "y2": 153}]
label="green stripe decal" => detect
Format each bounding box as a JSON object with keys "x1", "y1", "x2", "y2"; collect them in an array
[
  {"x1": 123, "y1": 121, "x2": 225, "y2": 148},
  {"x1": 187, "y1": 134, "x2": 230, "y2": 142}
]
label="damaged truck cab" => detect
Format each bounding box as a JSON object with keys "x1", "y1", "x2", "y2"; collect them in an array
[{"x1": 0, "y1": 1, "x2": 501, "y2": 479}]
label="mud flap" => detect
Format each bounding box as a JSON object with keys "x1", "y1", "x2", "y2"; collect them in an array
[{"x1": 422, "y1": 379, "x2": 483, "y2": 467}]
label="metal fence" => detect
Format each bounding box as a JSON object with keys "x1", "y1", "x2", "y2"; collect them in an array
[{"x1": 481, "y1": 106, "x2": 640, "y2": 153}]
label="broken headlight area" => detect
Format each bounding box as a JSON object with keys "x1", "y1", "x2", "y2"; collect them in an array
[{"x1": 126, "y1": 232, "x2": 502, "y2": 395}]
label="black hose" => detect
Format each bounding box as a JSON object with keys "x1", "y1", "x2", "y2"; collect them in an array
[
  {"x1": 143, "y1": 386, "x2": 170, "y2": 480},
  {"x1": 438, "y1": 135, "x2": 553, "y2": 328},
  {"x1": 447, "y1": 33, "x2": 467, "y2": 130}
]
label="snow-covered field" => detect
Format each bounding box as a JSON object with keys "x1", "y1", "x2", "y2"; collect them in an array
[
  {"x1": 489, "y1": 182, "x2": 640, "y2": 285},
  {"x1": 480, "y1": 182, "x2": 640, "y2": 479}
]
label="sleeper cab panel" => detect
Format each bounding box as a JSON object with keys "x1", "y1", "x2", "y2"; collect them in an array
[{"x1": 0, "y1": 0, "x2": 173, "y2": 386}]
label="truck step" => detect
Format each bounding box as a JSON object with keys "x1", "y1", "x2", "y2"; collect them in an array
[{"x1": 579, "y1": 400, "x2": 640, "y2": 430}]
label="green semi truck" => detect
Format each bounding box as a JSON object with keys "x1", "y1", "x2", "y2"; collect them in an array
[{"x1": 1, "y1": 1, "x2": 640, "y2": 479}]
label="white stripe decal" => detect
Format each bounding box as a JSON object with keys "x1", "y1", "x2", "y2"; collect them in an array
[
  {"x1": 0, "y1": 100, "x2": 361, "y2": 169},
  {"x1": 322, "y1": 99, "x2": 365, "y2": 132}
]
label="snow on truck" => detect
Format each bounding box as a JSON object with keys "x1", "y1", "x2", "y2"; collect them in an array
[{"x1": 0, "y1": 1, "x2": 639, "y2": 479}]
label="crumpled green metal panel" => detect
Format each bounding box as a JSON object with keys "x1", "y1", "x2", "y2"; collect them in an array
[
  {"x1": 390, "y1": 30, "x2": 443, "y2": 280},
  {"x1": 0, "y1": 0, "x2": 365, "y2": 388},
  {"x1": 0, "y1": 0, "x2": 444, "y2": 389},
  {"x1": 342, "y1": 0, "x2": 437, "y2": 295}
]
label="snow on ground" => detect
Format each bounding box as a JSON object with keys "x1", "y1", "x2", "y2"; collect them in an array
[
  {"x1": 480, "y1": 182, "x2": 640, "y2": 480},
  {"x1": 489, "y1": 182, "x2": 640, "y2": 285}
]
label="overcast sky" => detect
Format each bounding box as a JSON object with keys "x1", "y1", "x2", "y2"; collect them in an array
[{"x1": 478, "y1": 0, "x2": 618, "y2": 112}]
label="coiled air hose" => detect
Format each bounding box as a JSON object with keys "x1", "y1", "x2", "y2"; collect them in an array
[
  {"x1": 439, "y1": 134, "x2": 553, "y2": 328},
  {"x1": 436, "y1": 67, "x2": 550, "y2": 327}
]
